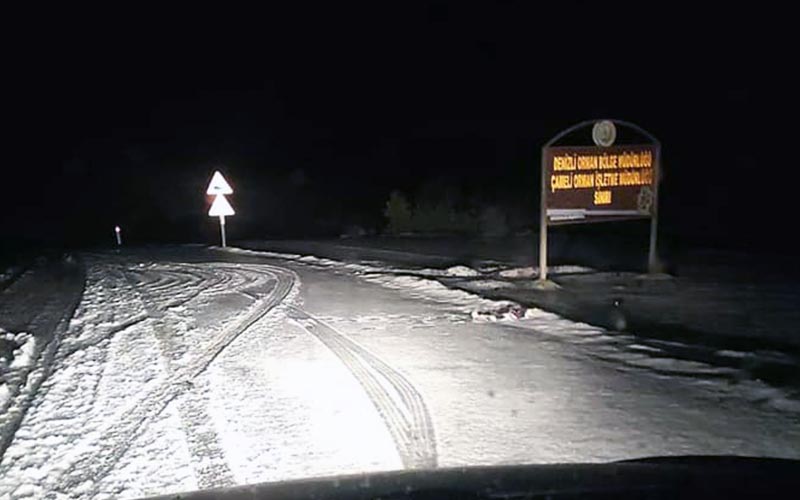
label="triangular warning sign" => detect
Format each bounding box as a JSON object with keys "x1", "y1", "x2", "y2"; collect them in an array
[
  {"x1": 206, "y1": 171, "x2": 233, "y2": 195},
  {"x1": 209, "y1": 194, "x2": 235, "y2": 216}
]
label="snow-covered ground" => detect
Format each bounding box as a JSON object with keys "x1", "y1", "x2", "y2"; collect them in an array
[
  {"x1": 224, "y1": 246, "x2": 800, "y2": 411},
  {"x1": 236, "y1": 240, "x2": 800, "y2": 397},
  {"x1": 1, "y1": 246, "x2": 799, "y2": 499}
]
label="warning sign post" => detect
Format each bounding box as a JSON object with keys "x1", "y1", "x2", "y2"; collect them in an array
[{"x1": 206, "y1": 171, "x2": 235, "y2": 247}]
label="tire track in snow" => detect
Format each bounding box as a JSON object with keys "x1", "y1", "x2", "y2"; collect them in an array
[
  {"x1": 50, "y1": 262, "x2": 297, "y2": 497},
  {"x1": 287, "y1": 306, "x2": 437, "y2": 469},
  {"x1": 122, "y1": 262, "x2": 289, "y2": 488},
  {"x1": 121, "y1": 264, "x2": 237, "y2": 490},
  {"x1": 57, "y1": 313, "x2": 148, "y2": 360}
]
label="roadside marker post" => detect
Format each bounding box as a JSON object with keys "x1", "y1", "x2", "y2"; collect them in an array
[
  {"x1": 207, "y1": 171, "x2": 235, "y2": 247},
  {"x1": 114, "y1": 225, "x2": 122, "y2": 246}
]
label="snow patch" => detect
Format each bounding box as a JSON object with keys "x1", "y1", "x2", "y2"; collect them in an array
[
  {"x1": 716, "y1": 350, "x2": 747, "y2": 359},
  {"x1": 444, "y1": 265, "x2": 479, "y2": 277},
  {"x1": 552, "y1": 265, "x2": 595, "y2": 274},
  {"x1": 461, "y1": 279, "x2": 516, "y2": 290},
  {"x1": 219, "y1": 246, "x2": 304, "y2": 261},
  {"x1": 9, "y1": 333, "x2": 35, "y2": 369},
  {"x1": 498, "y1": 265, "x2": 593, "y2": 279},
  {"x1": 1, "y1": 330, "x2": 37, "y2": 408},
  {"x1": 0, "y1": 384, "x2": 9, "y2": 409},
  {"x1": 361, "y1": 273, "x2": 519, "y2": 319},
  {"x1": 624, "y1": 356, "x2": 737, "y2": 376},
  {"x1": 498, "y1": 266, "x2": 537, "y2": 279},
  {"x1": 627, "y1": 344, "x2": 664, "y2": 354}
]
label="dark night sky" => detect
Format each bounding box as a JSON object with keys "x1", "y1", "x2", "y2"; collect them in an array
[{"x1": 4, "y1": 3, "x2": 795, "y2": 251}]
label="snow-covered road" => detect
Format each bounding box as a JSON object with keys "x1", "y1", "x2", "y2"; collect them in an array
[{"x1": 1, "y1": 247, "x2": 798, "y2": 499}]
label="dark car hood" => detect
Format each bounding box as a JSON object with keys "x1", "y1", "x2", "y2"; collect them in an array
[{"x1": 145, "y1": 456, "x2": 800, "y2": 500}]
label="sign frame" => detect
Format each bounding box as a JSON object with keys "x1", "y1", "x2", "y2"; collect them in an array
[
  {"x1": 208, "y1": 194, "x2": 235, "y2": 217},
  {"x1": 544, "y1": 144, "x2": 658, "y2": 225},
  {"x1": 538, "y1": 119, "x2": 661, "y2": 282},
  {"x1": 207, "y1": 170, "x2": 234, "y2": 195}
]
